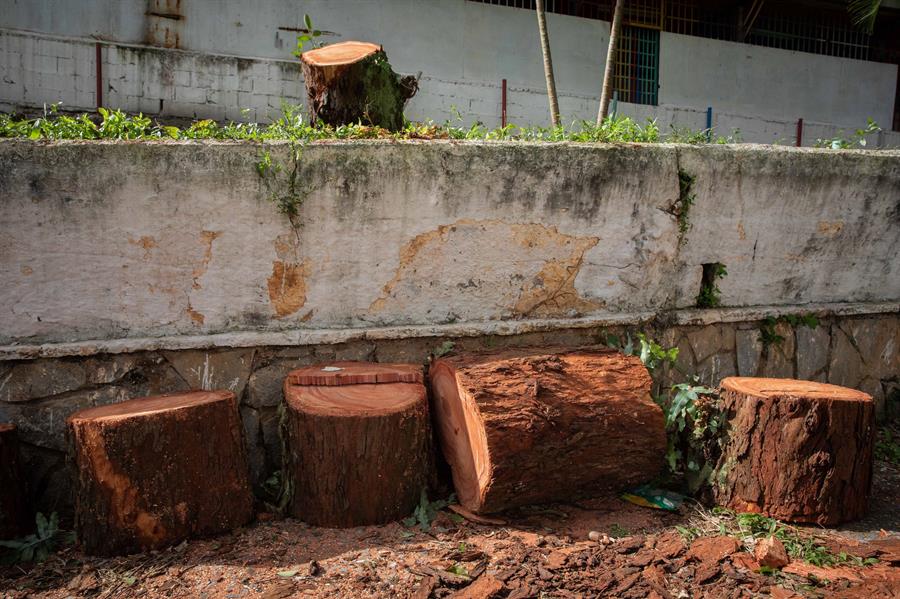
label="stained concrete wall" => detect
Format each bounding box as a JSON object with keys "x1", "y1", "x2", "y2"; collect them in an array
[
  {"x1": 1, "y1": 141, "x2": 899, "y2": 354},
  {"x1": 1, "y1": 0, "x2": 898, "y2": 144},
  {"x1": 1, "y1": 139, "x2": 898, "y2": 512}
]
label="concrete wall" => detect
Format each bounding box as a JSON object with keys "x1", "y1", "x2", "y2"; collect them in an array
[
  {"x1": 1, "y1": 0, "x2": 898, "y2": 144},
  {"x1": 1, "y1": 139, "x2": 898, "y2": 511}
]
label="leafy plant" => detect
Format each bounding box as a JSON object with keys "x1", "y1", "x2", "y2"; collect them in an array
[
  {"x1": 815, "y1": 118, "x2": 881, "y2": 149},
  {"x1": 759, "y1": 313, "x2": 819, "y2": 348},
  {"x1": 292, "y1": 14, "x2": 323, "y2": 58},
  {"x1": 402, "y1": 490, "x2": 454, "y2": 531},
  {"x1": 0, "y1": 512, "x2": 75, "y2": 565},
  {"x1": 432, "y1": 341, "x2": 455, "y2": 359},
  {"x1": 605, "y1": 332, "x2": 678, "y2": 373},
  {"x1": 696, "y1": 263, "x2": 727, "y2": 308},
  {"x1": 674, "y1": 169, "x2": 696, "y2": 243}
]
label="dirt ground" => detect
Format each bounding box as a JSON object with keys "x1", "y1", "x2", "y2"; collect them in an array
[{"x1": 2, "y1": 459, "x2": 898, "y2": 599}]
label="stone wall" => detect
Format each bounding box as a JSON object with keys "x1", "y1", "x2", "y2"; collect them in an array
[{"x1": 1, "y1": 313, "x2": 896, "y2": 515}]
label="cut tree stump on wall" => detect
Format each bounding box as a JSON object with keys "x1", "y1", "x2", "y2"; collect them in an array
[
  {"x1": 300, "y1": 41, "x2": 418, "y2": 131},
  {"x1": 429, "y1": 347, "x2": 666, "y2": 514},
  {"x1": 67, "y1": 391, "x2": 254, "y2": 556},
  {"x1": 282, "y1": 362, "x2": 430, "y2": 527},
  {"x1": 713, "y1": 377, "x2": 874, "y2": 526},
  {"x1": 0, "y1": 423, "x2": 30, "y2": 539}
]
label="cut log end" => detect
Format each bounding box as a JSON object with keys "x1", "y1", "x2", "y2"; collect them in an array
[
  {"x1": 68, "y1": 390, "x2": 253, "y2": 555},
  {"x1": 430, "y1": 347, "x2": 665, "y2": 514},
  {"x1": 714, "y1": 377, "x2": 874, "y2": 526},
  {"x1": 282, "y1": 362, "x2": 430, "y2": 527},
  {"x1": 300, "y1": 41, "x2": 382, "y2": 67}
]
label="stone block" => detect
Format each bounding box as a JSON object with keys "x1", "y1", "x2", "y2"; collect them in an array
[
  {"x1": 829, "y1": 325, "x2": 864, "y2": 389},
  {"x1": 761, "y1": 322, "x2": 795, "y2": 379},
  {"x1": 240, "y1": 405, "x2": 265, "y2": 488},
  {"x1": 162, "y1": 349, "x2": 255, "y2": 400},
  {"x1": 1, "y1": 359, "x2": 86, "y2": 403},
  {"x1": 246, "y1": 361, "x2": 296, "y2": 408},
  {"x1": 796, "y1": 325, "x2": 830, "y2": 380}
]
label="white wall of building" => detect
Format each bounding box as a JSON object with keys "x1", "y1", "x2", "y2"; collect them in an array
[{"x1": 0, "y1": 0, "x2": 897, "y2": 144}]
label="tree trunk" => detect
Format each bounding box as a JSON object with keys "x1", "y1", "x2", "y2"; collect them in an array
[
  {"x1": 429, "y1": 347, "x2": 666, "y2": 514},
  {"x1": 300, "y1": 41, "x2": 418, "y2": 131},
  {"x1": 535, "y1": 0, "x2": 561, "y2": 127},
  {"x1": 68, "y1": 391, "x2": 254, "y2": 556},
  {"x1": 597, "y1": 0, "x2": 625, "y2": 124},
  {"x1": 282, "y1": 362, "x2": 430, "y2": 527},
  {"x1": 713, "y1": 377, "x2": 875, "y2": 526},
  {"x1": 0, "y1": 424, "x2": 30, "y2": 539}
]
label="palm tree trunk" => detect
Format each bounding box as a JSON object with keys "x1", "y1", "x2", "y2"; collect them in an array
[
  {"x1": 536, "y1": 0, "x2": 560, "y2": 127},
  {"x1": 597, "y1": 0, "x2": 625, "y2": 124}
]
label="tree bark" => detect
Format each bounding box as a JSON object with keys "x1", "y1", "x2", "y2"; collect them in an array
[
  {"x1": 429, "y1": 347, "x2": 666, "y2": 514},
  {"x1": 300, "y1": 41, "x2": 418, "y2": 131},
  {"x1": 597, "y1": 0, "x2": 625, "y2": 124},
  {"x1": 0, "y1": 424, "x2": 30, "y2": 539},
  {"x1": 536, "y1": 0, "x2": 561, "y2": 127},
  {"x1": 712, "y1": 377, "x2": 875, "y2": 526},
  {"x1": 68, "y1": 391, "x2": 254, "y2": 556},
  {"x1": 282, "y1": 362, "x2": 430, "y2": 527}
]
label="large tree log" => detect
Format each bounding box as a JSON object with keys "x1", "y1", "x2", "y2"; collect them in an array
[
  {"x1": 713, "y1": 377, "x2": 874, "y2": 526},
  {"x1": 300, "y1": 41, "x2": 417, "y2": 131},
  {"x1": 429, "y1": 347, "x2": 666, "y2": 514},
  {"x1": 0, "y1": 423, "x2": 30, "y2": 539},
  {"x1": 68, "y1": 391, "x2": 254, "y2": 555},
  {"x1": 282, "y1": 362, "x2": 430, "y2": 527}
]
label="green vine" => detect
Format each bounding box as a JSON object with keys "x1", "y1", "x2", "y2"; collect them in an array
[
  {"x1": 675, "y1": 169, "x2": 696, "y2": 244},
  {"x1": 759, "y1": 313, "x2": 819, "y2": 349},
  {"x1": 256, "y1": 139, "x2": 310, "y2": 230},
  {"x1": 696, "y1": 262, "x2": 727, "y2": 308}
]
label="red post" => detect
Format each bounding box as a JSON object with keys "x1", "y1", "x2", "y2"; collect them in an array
[
  {"x1": 95, "y1": 43, "x2": 103, "y2": 110},
  {"x1": 501, "y1": 79, "x2": 507, "y2": 127},
  {"x1": 796, "y1": 118, "x2": 803, "y2": 147}
]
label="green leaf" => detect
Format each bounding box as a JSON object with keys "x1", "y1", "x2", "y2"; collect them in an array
[
  {"x1": 304, "y1": 14, "x2": 313, "y2": 30},
  {"x1": 277, "y1": 569, "x2": 298, "y2": 577}
]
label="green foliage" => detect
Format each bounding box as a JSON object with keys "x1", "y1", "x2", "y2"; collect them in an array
[
  {"x1": 292, "y1": 14, "x2": 323, "y2": 58},
  {"x1": 815, "y1": 118, "x2": 881, "y2": 149},
  {"x1": 402, "y1": 490, "x2": 454, "y2": 531},
  {"x1": 674, "y1": 169, "x2": 696, "y2": 243},
  {"x1": 0, "y1": 512, "x2": 75, "y2": 565},
  {"x1": 875, "y1": 427, "x2": 900, "y2": 465},
  {"x1": 759, "y1": 313, "x2": 819, "y2": 348},
  {"x1": 446, "y1": 563, "x2": 470, "y2": 578},
  {"x1": 255, "y1": 128, "x2": 309, "y2": 224},
  {"x1": 667, "y1": 125, "x2": 742, "y2": 145},
  {"x1": 696, "y1": 263, "x2": 727, "y2": 308},
  {"x1": 431, "y1": 340, "x2": 456, "y2": 359},
  {"x1": 605, "y1": 332, "x2": 678, "y2": 373}
]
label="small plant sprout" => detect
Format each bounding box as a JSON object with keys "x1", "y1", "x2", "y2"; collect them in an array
[{"x1": 292, "y1": 14, "x2": 323, "y2": 58}]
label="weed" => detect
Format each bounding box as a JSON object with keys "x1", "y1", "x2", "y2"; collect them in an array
[
  {"x1": 291, "y1": 14, "x2": 323, "y2": 58},
  {"x1": 0, "y1": 513, "x2": 75, "y2": 565},
  {"x1": 875, "y1": 427, "x2": 900, "y2": 465},
  {"x1": 759, "y1": 313, "x2": 819, "y2": 349},
  {"x1": 431, "y1": 341, "x2": 456, "y2": 359},
  {"x1": 696, "y1": 263, "x2": 727, "y2": 308},
  {"x1": 674, "y1": 169, "x2": 696, "y2": 244},
  {"x1": 402, "y1": 490, "x2": 454, "y2": 531},
  {"x1": 815, "y1": 118, "x2": 881, "y2": 149}
]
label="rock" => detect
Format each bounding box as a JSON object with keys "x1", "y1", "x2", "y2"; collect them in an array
[
  {"x1": 247, "y1": 362, "x2": 297, "y2": 408},
  {"x1": 0, "y1": 359, "x2": 86, "y2": 403},
  {"x1": 163, "y1": 349, "x2": 255, "y2": 399},
  {"x1": 736, "y1": 329, "x2": 763, "y2": 377},
  {"x1": 85, "y1": 354, "x2": 143, "y2": 385},
  {"x1": 687, "y1": 325, "x2": 736, "y2": 365},
  {"x1": 761, "y1": 322, "x2": 795, "y2": 378},
  {"x1": 687, "y1": 536, "x2": 741, "y2": 564},
  {"x1": 795, "y1": 325, "x2": 830, "y2": 381},
  {"x1": 240, "y1": 406, "x2": 265, "y2": 488},
  {"x1": 695, "y1": 352, "x2": 738, "y2": 387},
  {"x1": 828, "y1": 325, "x2": 864, "y2": 389},
  {"x1": 754, "y1": 537, "x2": 789, "y2": 569}
]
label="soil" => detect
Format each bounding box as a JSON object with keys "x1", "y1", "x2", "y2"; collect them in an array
[{"x1": 2, "y1": 452, "x2": 898, "y2": 598}]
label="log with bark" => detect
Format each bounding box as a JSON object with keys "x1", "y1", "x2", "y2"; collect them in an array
[
  {"x1": 713, "y1": 377, "x2": 874, "y2": 526},
  {"x1": 282, "y1": 362, "x2": 430, "y2": 527},
  {"x1": 429, "y1": 347, "x2": 666, "y2": 514},
  {"x1": 0, "y1": 423, "x2": 30, "y2": 539},
  {"x1": 67, "y1": 390, "x2": 254, "y2": 555},
  {"x1": 299, "y1": 41, "x2": 417, "y2": 131}
]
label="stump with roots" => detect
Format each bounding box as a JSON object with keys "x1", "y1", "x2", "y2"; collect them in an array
[
  {"x1": 0, "y1": 423, "x2": 30, "y2": 539},
  {"x1": 67, "y1": 390, "x2": 254, "y2": 555},
  {"x1": 282, "y1": 362, "x2": 430, "y2": 527},
  {"x1": 713, "y1": 377, "x2": 875, "y2": 526},
  {"x1": 299, "y1": 41, "x2": 418, "y2": 131},
  {"x1": 429, "y1": 347, "x2": 666, "y2": 514}
]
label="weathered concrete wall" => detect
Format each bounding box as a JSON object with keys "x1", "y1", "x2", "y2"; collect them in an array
[
  {"x1": 1, "y1": 313, "x2": 896, "y2": 513},
  {"x1": 1, "y1": 140, "x2": 898, "y2": 512},
  {"x1": 1, "y1": 141, "x2": 899, "y2": 352}
]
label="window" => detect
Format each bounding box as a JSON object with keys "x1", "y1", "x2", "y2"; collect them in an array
[{"x1": 612, "y1": 25, "x2": 660, "y2": 106}]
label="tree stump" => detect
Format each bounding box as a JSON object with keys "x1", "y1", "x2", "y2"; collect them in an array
[
  {"x1": 300, "y1": 41, "x2": 418, "y2": 131},
  {"x1": 282, "y1": 362, "x2": 429, "y2": 527},
  {"x1": 68, "y1": 391, "x2": 254, "y2": 555},
  {"x1": 429, "y1": 347, "x2": 666, "y2": 514},
  {"x1": 0, "y1": 423, "x2": 30, "y2": 539},
  {"x1": 713, "y1": 377, "x2": 874, "y2": 526}
]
